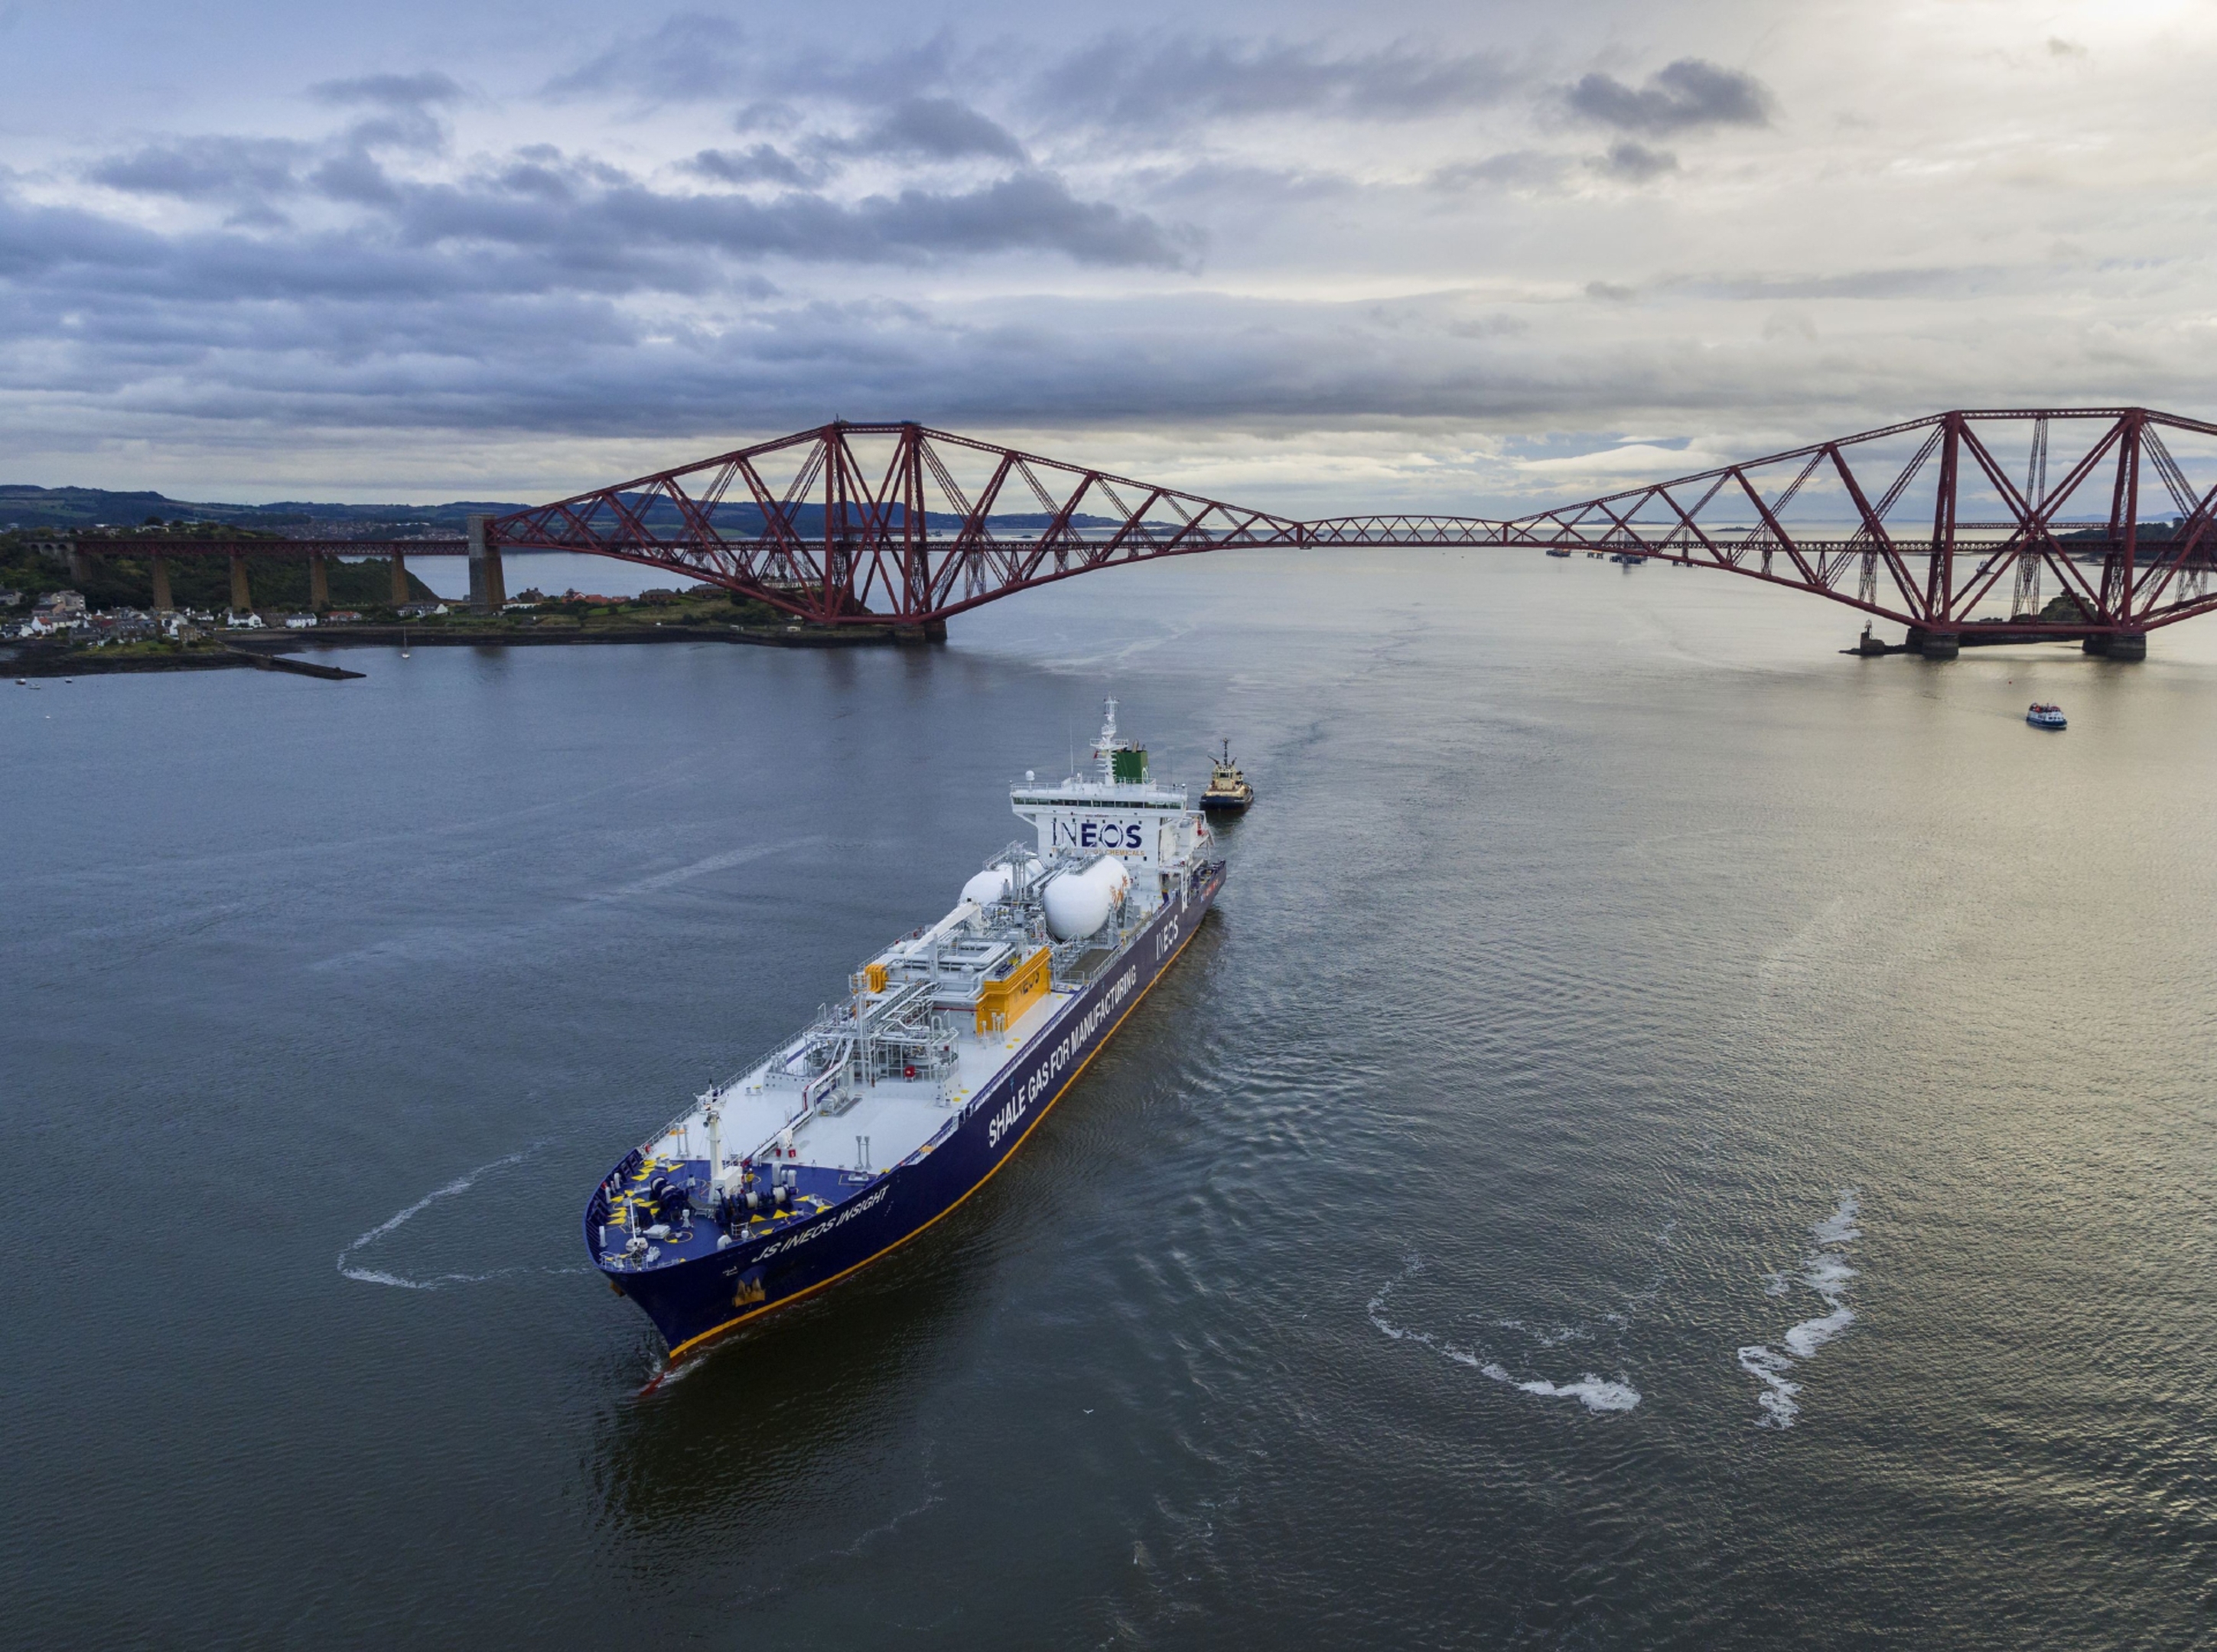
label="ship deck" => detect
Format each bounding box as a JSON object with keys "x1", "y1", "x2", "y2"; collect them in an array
[
  {"x1": 740, "y1": 981, "x2": 1070, "y2": 1169},
  {"x1": 598, "y1": 1156, "x2": 858, "y2": 1267},
  {"x1": 594, "y1": 979, "x2": 1082, "y2": 1266}
]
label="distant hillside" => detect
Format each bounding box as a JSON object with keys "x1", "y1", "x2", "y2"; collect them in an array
[
  {"x1": 0, "y1": 483, "x2": 1135, "y2": 538},
  {"x1": 0, "y1": 485, "x2": 527, "y2": 535}
]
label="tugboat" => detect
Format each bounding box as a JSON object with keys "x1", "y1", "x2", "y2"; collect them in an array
[
  {"x1": 2027, "y1": 702, "x2": 2067, "y2": 730},
  {"x1": 1200, "y1": 740, "x2": 1255, "y2": 815}
]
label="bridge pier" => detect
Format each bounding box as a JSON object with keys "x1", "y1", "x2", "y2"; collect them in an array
[
  {"x1": 309, "y1": 551, "x2": 330, "y2": 612},
  {"x1": 390, "y1": 551, "x2": 410, "y2": 606},
  {"x1": 893, "y1": 621, "x2": 948, "y2": 645},
  {"x1": 229, "y1": 551, "x2": 252, "y2": 614},
  {"x1": 1912, "y1": 628, "x2": 1960, "y2": 660},
  {"x1": 150, "y1": 552, "x2": 172, "y2": 613},
  {"x1": 467, "y1": 515, "x2": 506, "y2": 613},
  {"x1": 2087, "y1": 630, "x2": 2147, "y2": 661}
]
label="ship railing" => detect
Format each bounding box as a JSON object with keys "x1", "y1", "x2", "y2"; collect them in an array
[
  {"x1": 648, "y1": 1065, "x2": 846, "y2": 1177},
  {"x1": 614, "y1": 1027, "x2": 838, "y2": 1175},
  {"x1": 716, "y1": 1011, "x2": 850, "y2": 1098}
]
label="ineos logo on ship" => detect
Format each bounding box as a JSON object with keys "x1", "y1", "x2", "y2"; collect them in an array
[{"x1": 1054, "y1": 818, "x2": 1144, "y2": 851}]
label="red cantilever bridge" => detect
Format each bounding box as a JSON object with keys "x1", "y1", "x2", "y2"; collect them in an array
[{"x1": 83, "y1": 407, "x2": 2217, "y2": 658}]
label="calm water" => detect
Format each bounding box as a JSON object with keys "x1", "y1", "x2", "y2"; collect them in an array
[{"x1": 5, "y1": 552, "x2": 2214, "y2": 1648}]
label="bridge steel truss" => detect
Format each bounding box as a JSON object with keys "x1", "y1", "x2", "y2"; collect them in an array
[
  {"x1": 1307, "y1": 408, "x2": 2217, "y2": 643},
  {"x1": 73, "y1": 408, "x2": 2217, "y2": 642},
  {"x1": 484, "y1": 408, "x2": 2217, "y2": 640},
  {"x1": 487, "y1": 421, "x2": 1307, "y2": 629}
]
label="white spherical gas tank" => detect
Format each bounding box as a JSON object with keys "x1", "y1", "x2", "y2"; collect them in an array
[
  {"x1": 962, "y1": 857, "x2": 1042, "y2": 907},
  {"x1": 962, "y1": 867, "x2": 1012, "y2": 906},
  {"x1": 1042, "y1": 857, "x2": 1131, "y2": 941}
]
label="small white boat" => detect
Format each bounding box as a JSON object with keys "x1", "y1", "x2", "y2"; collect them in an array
[{"x1": 2026, "y1": 702, "x2": 2066, "y2": 729}]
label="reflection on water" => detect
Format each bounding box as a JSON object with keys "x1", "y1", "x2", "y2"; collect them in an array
[{"x1": 4, "y1": 548, "x2": 2214, "y2": 1649}]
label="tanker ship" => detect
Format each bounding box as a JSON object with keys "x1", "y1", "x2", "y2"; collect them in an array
[{"x1": 585, "y1": 701, "x2": 1226, "y2": 1358}]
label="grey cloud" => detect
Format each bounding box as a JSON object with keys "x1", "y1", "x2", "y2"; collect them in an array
[
  {"x1": 340, "y1": 109, "x2": 451, "y2": 153},
  {"x1": 0, "y1": 193, "x2": 173, "y2": 281},
  {"x1": 0, "y1": 184, "x2": 721, "y2": 311},
  {"x1": 89, "y1": 137, "x2": 308, "y2": 202},
  {"x1": 1668, "y1": 268, "x2": 1974, "y2": 301},
  {"x1": 1139, "y1": 162, "x2": 1357, "y2": 205},
  {"x1": 1567, "y1": 59, "x2": 1772, "y2": 135},
  {"x1": 215, "y1": 143, "x2": 1192, "y2": 272},
  {"x1": 843, "y1": 173, "x2": 1185, "y2": 265},
  {"x1": 1591, "y1": 141, "x2": 1678, "y2": 182},
  {"x1": 546, "y1": 12, "x2": 754, "y2": 102},
  {"x1": 312, "y1": 72, "x2": 465, "y2": 108},
  {"x1": 0, "y1": 273, "x2": 2108, "y2": 456},
  {"x1": 548, "y1": 15, "x2": 971, "y2": 115},
  {"x1": 828, "y1": 98, "x2": 1027, "y2": 163},
  {"x1": 1585, "y1": 281, "x2": 1636, "y2": 302},
  {"x1": 1040, "y1": 35, "x2": 1512, "y2": 128},
  {"x1": 311, "y1": 150, "x2": 404, "y2": 207},
  {"x1": 491, "y1": 162, "x2": 578, "y2": 202},
  {"x1": 597, "y1": 171, "x2": 1190, "y2": 269},
  {"x1": 1431, "y1": 151, "x2": 1573, "y2": 193},
  {"x1": 732, "y1": 102, "x2": 801, "y2": 134},
  {"x1": 496, "y1": 148, "x2": 628, "y2": 193},
  {"x1": 549, "y1": 15, "x2": 964, "y2": 109},
  {"x1": 0, "y1": 152, "x2": 1194, "y2": 451},
  {"x1": 0, "y1": 208, "x2": 2195, "y2": 492},
  {"x1": 21, "y1": 24, "x2": 2185, "y2": 486},
  {"x1": 776, "y1": 40, "x2": 966, "y2": 106},
  {"x1": 685, "y1": 145, "x2": 829, "y2": 188},
  {"x1": 548, "y1": 23, "x2": 1499, "y2": 138}
]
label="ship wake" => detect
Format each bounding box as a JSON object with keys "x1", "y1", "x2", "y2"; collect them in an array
[
  {"x1": 337, "y1": 1145, "x2": 547, "y2": 1289},
  {"x1": 1367, "y1": 1258, "x2": 1641, "y2": 1414},
  {"x1": 1737, "y1": 1189, "x2": 1862, "y2": 1428}
]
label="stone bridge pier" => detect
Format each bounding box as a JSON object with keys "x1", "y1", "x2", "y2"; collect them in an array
[{"x1": 467, "y1": 515, "x2": 506, "y2": 613}]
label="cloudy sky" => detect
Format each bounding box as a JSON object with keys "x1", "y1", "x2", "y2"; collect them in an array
[{"x1": 2, "y1": 0, "x2": 2211, "y2": 512}]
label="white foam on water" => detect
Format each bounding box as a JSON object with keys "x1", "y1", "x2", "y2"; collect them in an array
[
  {"x1": 1737, "y1": 1345, "x2": 1802, "y2": 1425},
  {"x1": 1367, "y1": 1263, "x2": 1641, "y2": 1415},
  {"x1": 1801, "y1": 1254, "x2": 1857, "y2": 1296},
  {"x1": 1782, "y1": 1305, "x2": 1854, "y2": 1358},
  {"x1": 340, "y1": 1267, "x2": 432, "y2": 1290},
  {"x1": 1490, "y1": 1317, "x2": 1589, "y2": 1347},
  {"x1": 1811, "y1": 1192, "x2": 1862, "y2": 1247},
  {"x1": 340, "y1": 1266, "x2": 524, "y2": 1289},
  {"x1": 1740, "y1": 1189, "x2": 1862, "y2": 1429},
  {"x1": 1512, "y1": 1374, "x2": 1643, "y2": 1413},
  {"x1": 336, "y1": 1146, "x2": 539, "y2": 1290}
]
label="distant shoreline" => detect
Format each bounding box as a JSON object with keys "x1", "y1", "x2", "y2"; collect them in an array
[{"x1": 4, "y1": 622, "x2": 924, "y2": 678}]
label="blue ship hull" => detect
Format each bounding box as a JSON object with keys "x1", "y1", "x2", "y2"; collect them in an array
[{"x1": 588, "y1": 861, "x2": 1224, "y2": 1358}]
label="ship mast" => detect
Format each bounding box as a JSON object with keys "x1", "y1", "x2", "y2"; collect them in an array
[{"x1": 1095, "y1": 698, "x2": 1118, "y2": 783}]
